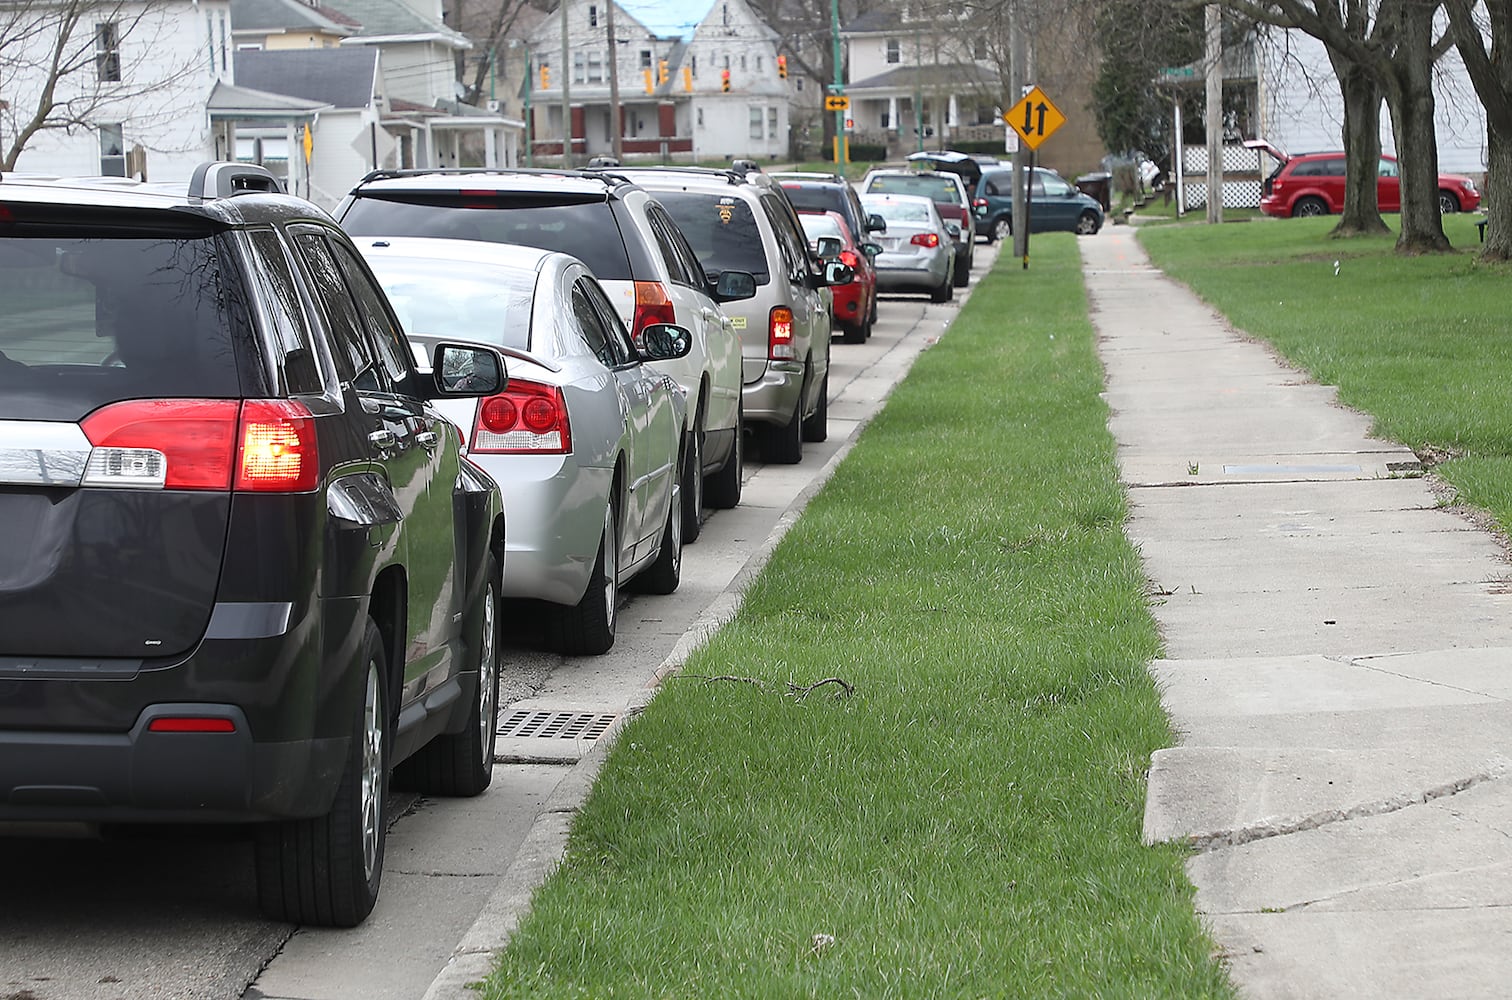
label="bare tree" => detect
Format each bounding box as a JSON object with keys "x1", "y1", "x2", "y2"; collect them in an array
[
  {"x1": 1, "y1": 0, "x2": 206, "y2": 170},
  {"x1": 1445, "y1": 0, "x2": 1511, "y2": 260},
  {"x1": 445, "y1": 0, "x2": 537, "y2": 107}
]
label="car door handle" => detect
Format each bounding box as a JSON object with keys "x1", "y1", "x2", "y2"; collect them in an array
[
  {"x1": 369, "y1": 429, "x2": 397, "y2": 450},
  {"x1": 416, "y1": 430, "x2": 439, "y2": 452}
]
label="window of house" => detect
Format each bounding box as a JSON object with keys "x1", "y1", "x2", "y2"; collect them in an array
[
  {"x1": 573, "y1": 51, "x2": 585, "y2": 83},
  {"x1": 748, "y1": 107, "x2": 763, "y2": 140},
  {"x1": 756, "y1": 55, "x2": 763, "y2": 71},
  {"x1": 99, "y1": 124, "x2": 125, "y2": 176},
  {"x1": 96, "y1": 22, "x2": 121, "y2": 82},
  {"x1": 880, "y1": 109, "x2": 890, "y2": 128},
  {"x1": 587, "y1": 52, "x2": 603, "y2": 82},
  {"x1": 886, "y1": 38, "x2": 899, "y2": 64},
  {"x1": 796, "y1": 77, "x2": 803, "y2": 91},
  {"x1": 640, "y1": 49, "x2": 652, "y2": 69},
  {"x1": 767, "y1": 106, "x2": 778, "y2": 139},
  {"x1": 697, "y1": 108, "x2": 704, "y2": 127},
  {"x1": 218, "y1": 12, "x2": 229, "y2": 72},
  {"x1": 723, "y1": 54, "x2": 730, "y2": 69},
  {"x1": 691, "y1": 55, "x2": 697, "y2": 76},
  {"x1": 740, "y1": 54, "x2": 746, "y2": 70},
  {"x1": 588, "y1": 4, "x2": 598, "y2": 26}
]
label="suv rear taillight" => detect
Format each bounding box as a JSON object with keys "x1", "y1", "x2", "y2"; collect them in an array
[
  {"x1": 80, "y1": 398, "x2": 318, "y2": 493},
  {"x1": 769, "y1": 307, "x2": 795, "y2": 360},
  {"x1": 471, "y1": 379, "x2": 572, "y2": 454},
  {"x1": 839, "y1": 249, "x2": 860, "y2": 269},
  {"x1": 972, "y1": 197, "x2": 988, "y2": 210},
  {"x1": 632, "y1": 280, "x2": 677, "y2": 342}
]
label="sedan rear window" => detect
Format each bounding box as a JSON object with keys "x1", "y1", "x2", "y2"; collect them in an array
[
  {"x1": 646, "y1": 191, "x2": 770, "y2": 285},
  {"x1": 342, "y1": 195, "x2": 635, "y2": 281},
  {"x1": 866, "y1": 173, "x2": 963, "y2": 205},
  {"x1": 362, "y1": 256, "x2": 535, "y2": 352},
  {"x1": 0, "y1": 232, "x2": 245, "y2": 421}
]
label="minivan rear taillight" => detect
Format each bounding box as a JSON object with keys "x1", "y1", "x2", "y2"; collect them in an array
[
  {"x1": 632, "y1": 280, "x2": 677, "y2": 343},
  {"x1": 80, "y1": 398, "x2": 318, "y2": 493},
  {"x1": 769, "y1": 307, "x2": 795, "y2": 360},
  {"x1": 471, "y1": 379, "x2": 571, "y2": 454}
]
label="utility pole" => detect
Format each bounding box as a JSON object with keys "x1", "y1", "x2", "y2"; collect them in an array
[
  {"x1": 561, "y1": 0, "x2": 572, "y2": 167},
  {"x1": 830, "y1": 0, "x2": 845, "y2": 168},
  {"x1": 1009, "y1": 2, "x2": 1027, "y2": 261},
  {"x1": 607, "y1": 0, "x2": 623, "y2": 161},
  {"x1": 1205, "y1": 2, "x2": 1222, "y2": 224}
]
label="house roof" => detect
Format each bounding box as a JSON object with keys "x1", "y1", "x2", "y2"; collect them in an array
[
  {"x1": 206, "y1": 80, "x2": 332, "y2": 118},
  {"x1": 229, "y1": 0, "x2": 361, "y2": 35},
  {"x1": 234, "y1": 48, "x2": 382, "y2": 109},
  {"x1": 322, "y1": 0, "x2": 469, "y2": 46},
  {"x1": 847, "y1": 62, "x2": 998, "y2": 93},
  {"x1": 842, "y1": 9, "x2": 908, "y2": 34}
]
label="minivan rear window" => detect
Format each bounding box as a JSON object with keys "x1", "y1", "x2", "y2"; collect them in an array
[
  {"x1": 866, "y1": 173, "x2": 964, "y2": 205},
  {"x1": 341, "y1": 195, "x2": 635, "y2": 281},
  {"x1": 646, "y1": 191, "x2": 770, "y2": 285},
  {"x1": 0, "y1": 232, "x2": 245, "y2": 421}
]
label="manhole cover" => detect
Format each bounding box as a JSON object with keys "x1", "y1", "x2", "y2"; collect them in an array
[{"x1": 497, "y1": 709, "x2": 617, "y2": 742}]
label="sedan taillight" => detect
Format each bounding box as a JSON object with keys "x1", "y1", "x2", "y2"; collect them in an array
[
  {"x1": 910, "y1": 233, "x2": 940, "y2": 249},
  {"x1": 471, "y1": 379, "x2": 572, "y2": 454}
]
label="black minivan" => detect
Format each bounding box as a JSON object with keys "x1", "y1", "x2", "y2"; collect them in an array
[{"x1": 0, "y1": 164, "x2": 508, "y2": 927}]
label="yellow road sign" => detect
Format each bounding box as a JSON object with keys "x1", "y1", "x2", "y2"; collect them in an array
[
  {"x1": 1004, "y1": 86, "x2": 1065, "y2": 150},
  {"x1": 824, "y1": 95, "x2": 849, "y2": 111}
]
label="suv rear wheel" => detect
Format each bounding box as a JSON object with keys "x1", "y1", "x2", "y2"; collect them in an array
[
  {"x1": 802, "y1": 371, "x2": 828, "y2": 443},
  {"x1": 256, "y1": 619, "x2": 389, "y2": 927},
  {"x1": 1292, "y1": 196, "x2": 1328, "y2": 218},
  {"x1": 762, "y1": 398, "x2": 804, "y2": 464}
]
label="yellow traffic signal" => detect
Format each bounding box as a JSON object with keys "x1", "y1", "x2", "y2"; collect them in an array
[
  {"x1": 721, "y1": 68, "x2": 730, "y2": 93},
  {"x1": 777, "y1": 55, "x2": 787, "y2": 80},
  {"x1": 682, "y1": 66, "x2": 692, "y2": 91},
  {"x1": 657, "y1": 59, "x2": 669, "y2": 85},
  {"x1": 540, "y1": 64, "x2": 550, "y2": 89},
  {"x1": 643, "y1": 68, "x2": 653, "y2": 93}
]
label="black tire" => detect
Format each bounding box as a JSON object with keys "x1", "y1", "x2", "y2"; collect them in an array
[
  {"x1": 842, "y1": 317, "x2": 866, "y2": 345},
  {"x1": 1439, "y1": 190, "x2": 1461, "y2": 214},
  {"x1": 952, "y1": 250, "x2": 971, "y2": 287},
  {"x1": 802, "y1": 371, "x2": 828, "y2": 443},
  {"x1": 705, "y1": 406, "x2": 743, "y2": 510},
  {"x1": 393, "y1": 558, "x2": 500, "y2": 797},
  {"x1": 761, "y1": 398, "x2": 803, "y2": 464},
  {"x1": 1292, "y1": 196, "x2": 1328, "y2": 218},
  {"x1": 929, "y1": 272, "x2": 952, "y2": 303},
  {"x1": 992, "y1": 216, "x2": 1012, "y2": 242},
  {"x1": 634, "y1": 472, "x2": 682, "y2": 595},
  {"x1": 867, "y1": 293, "x2": 877, "y2": 326},
  {"x1": 548, "y1": 500, "x2": 617, "y2": 655},
  {"x1": 1075, "y1": 211, "x2": 1100, "y2": 235},
  {"x1": 680, "y1": 414, "x2": 704, "y2": 544},
  {"x1": 256, "y1": 619, "x2": 390, "y2": 927}
]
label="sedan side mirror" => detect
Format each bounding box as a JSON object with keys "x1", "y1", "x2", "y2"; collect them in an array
[
  {"x1": 814, "y1": 236, "x2": 843, "y2": 259},
  {"x1": 640, "y1": 322, "x2": 694, "y2": 361},
  {"x1": 823, "y1": 260, "x2": 855, "y2": 286},
  {"x1": 430, "y1": 343, "x2": 506, "y2": 397},
  {"x1": 713, "y1": 269, "x2": 757, "y2": 303},
  {"x1": 866, "y1": 213, "x2": 887, "y2": 233}
]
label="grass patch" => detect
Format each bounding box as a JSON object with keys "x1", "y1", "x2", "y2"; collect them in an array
[
  {"x1": 482, "y1": 236, "x2": 1234, "y2": 999},
  {"x1": 1138, "y1": 214, "x2": 1512, "y2": 530}
]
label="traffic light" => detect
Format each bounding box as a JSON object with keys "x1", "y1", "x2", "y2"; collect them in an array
[
  {"x1": 643, "y1": 68, "x2": 653, "y2": 93},
  {"x1": 776, "y1": 55, "x2": 787, "y2": 80},
  {"x1": 658, "y1": 59, "x2": 669, "y2": 85},
  {"x1": 540, "y1": 64, "x2": 550, "y2": 89},
  {"x1": 682, "y1": 65, "x2": 693, "y2": 91},
  {"x1": 721, "y1": 68, "x2": 731, "y2": 93}
]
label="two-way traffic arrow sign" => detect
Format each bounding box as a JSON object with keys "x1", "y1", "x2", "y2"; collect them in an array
[{"x1": 1004, "y1": 86, "x2": 1065, "y2": 151}]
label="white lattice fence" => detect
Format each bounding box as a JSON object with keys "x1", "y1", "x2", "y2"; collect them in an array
[{"x1": 1180, "y1": 142, "x2": 1277, "y2": 211}]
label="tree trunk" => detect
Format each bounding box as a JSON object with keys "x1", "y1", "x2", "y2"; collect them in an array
[
  {"x1": 1384, "y1": 1, "x2": 1451, "y2": 253},
  {"x1": 1330, "y1": 57, "x2": 1389, "y2": 236},
  {"x1": 1484, "y1": 125, "x2": 1512, "y2": 261}
]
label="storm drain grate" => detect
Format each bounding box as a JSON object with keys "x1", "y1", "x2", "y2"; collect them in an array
[{"x1": 497, "y1": 709, "x2": 618, "y2": 743}]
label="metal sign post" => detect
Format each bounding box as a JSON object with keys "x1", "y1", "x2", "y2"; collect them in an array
[{"x1": 1003, "y1": 86, "x2": 1065, "y2": 271}]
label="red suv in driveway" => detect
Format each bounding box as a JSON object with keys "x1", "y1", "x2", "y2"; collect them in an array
[{"x1": 1256, "y1": 144, "x2": 1481, "y2": 218}]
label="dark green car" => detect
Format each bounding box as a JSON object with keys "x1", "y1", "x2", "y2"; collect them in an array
[{"x1": 974, "y1": 166, "x2": 1105, "y2": 242}]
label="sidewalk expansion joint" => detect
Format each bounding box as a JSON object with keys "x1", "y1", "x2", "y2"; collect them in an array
[{"x1": 1183, "y1": 761, "x2": 1509, "y2": 855}]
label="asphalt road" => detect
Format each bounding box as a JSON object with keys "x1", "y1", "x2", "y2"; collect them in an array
[{"x1": 0, "y1": 246, "x2": 991, "y2": 1000}]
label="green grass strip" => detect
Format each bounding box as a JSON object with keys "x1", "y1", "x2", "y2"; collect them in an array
[
  {"x1": 484, "y1": 236, "x2": 1235, "y2": 999},
  {"x1": 1138, "y1": 215, "x2": 1512, "y2": 529}
]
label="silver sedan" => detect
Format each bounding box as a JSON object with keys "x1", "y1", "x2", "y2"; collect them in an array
[
  {"x1": 356, "y1": 237, "x2": 691, "y2": 656},
  {"x1": 859, "y1": 192, "x2": 958, "y2": 303}
]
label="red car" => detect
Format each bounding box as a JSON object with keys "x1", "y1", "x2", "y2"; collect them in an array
[
  {"x1": 799, "y1": 210, "x2": 879, "y2": 345},
  {"x1": 1253, "y1": 141, "x2": 1481, "y2": 218}
]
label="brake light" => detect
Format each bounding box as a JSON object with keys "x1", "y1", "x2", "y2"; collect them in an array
[
  {"x1": 471, "y1": 379, "x2": 571, "y2": 454},
  {"x1": 148, "y1": 717, "x2": 237, "y2": 733},
  {"x1": 80, "y1": 398, "x2": 317, "y2": 493},
  {"x1": 972, "y1": 198, "x2": 988, "y2": 209},
  {"x1": 769, "y1": 306, "x2": 794, "y2": 360},
  {"x1": 910, "y1": 233, "x2": 940, "y2": 249},
  {"x1": 632, "y1": 280, "x2": 677, "y2": 343},
  {"x1": 839, "y1": 249, "x2": 860, "y2": 269}
]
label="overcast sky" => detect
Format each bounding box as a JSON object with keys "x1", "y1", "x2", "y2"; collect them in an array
[{"x1": 620, "y1": 0, "x2": 714, "y2": 38}]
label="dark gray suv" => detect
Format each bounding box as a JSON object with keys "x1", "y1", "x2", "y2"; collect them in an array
[{"x1": 0, "y1": 163, "x2": 508, "y2": 927}]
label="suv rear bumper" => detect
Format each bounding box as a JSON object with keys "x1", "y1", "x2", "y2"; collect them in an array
[
  {"x1": 0, "y1": 704, "x2": 347, "y2": 823},
  {"x1": 741, "y1": 360, "x2": 804, "y2": 425}
]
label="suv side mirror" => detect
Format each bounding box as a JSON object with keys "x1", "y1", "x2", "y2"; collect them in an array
[
  {"x1": 944, "y1": 222, "x2": 962, "y2": 239},
  {"x1": 430, "y1": 343, "x2": 506, "y2": 397},
  {"x1": 640, "y1": 323, "x2": 693, "y2": 361},
  {"x1": 866, "y1": 213, "x2": 887, "y2": 233},
  {"x1": 823, "y1": 260, "x2": 855, "y2": 286},
  {"x1": 814, "y1": 236, "x2": 843, "y2": 259},
  {"x1": 713, "y1": 269, "x2": 757, "y2": 303}
]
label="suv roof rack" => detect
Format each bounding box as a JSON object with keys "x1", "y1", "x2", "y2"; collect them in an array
[
  {"x1": 352, "y1": 166, "x2": 633, "y2": 187},
  {"x1": 611, "y1": 165, "x2": 748, "y2": 186},
  {"x1": 187, "y1": 162, "x2": 284, "y2": 203}
]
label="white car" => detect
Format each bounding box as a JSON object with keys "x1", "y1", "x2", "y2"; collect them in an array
[{"x1": 358, "y1": 237, "x2": 696, "y2": 656}]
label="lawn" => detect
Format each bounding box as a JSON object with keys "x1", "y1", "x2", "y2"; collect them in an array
[
  {"x1": 1137, "y1": 214, "x2": 1512, "y2": 530},
  {"x1": 482, "y1": 236, "x2": 1235, "y2": 999}
]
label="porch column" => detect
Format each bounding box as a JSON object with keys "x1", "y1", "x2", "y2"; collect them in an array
[
  {"x1": 888, "y1": 96, "x2": 899, "y2": 132},
  {"x1": 947, "y1": 94, "x2": 958, "y2": 128},
  {"x1": 570, "y1": 104, "x2": 585, "y2": 156},
  {"x1": 484, "y1": 126, "x2": 498, "y2": 168}
]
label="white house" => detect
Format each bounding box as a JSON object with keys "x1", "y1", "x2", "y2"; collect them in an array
[
  {"x1": 4, "y1": 0, "x2": 238, "y2": 179},
  {"x1": 683, "y1": 0, "x2": 790, "y2": 161}
]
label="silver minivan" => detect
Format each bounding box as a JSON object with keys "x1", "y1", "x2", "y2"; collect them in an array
[{"x1": 616, "y1": 167, "x2": 852, "y2": 464}]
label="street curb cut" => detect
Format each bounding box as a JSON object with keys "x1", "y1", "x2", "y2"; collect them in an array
[{"x1": 422, "y1": 299, "x2": 959, "y2": 999}]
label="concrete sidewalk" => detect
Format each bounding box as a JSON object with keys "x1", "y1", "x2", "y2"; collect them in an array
[{"x1": 1083, "y1": 228, "x2": 1512, "y2": 998}]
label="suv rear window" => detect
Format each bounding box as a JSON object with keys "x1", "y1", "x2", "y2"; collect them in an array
[
  {"x1": 341, "y1": 193, "x2": 635, "y2": 281},
  {"x1": 781, "y1": 185, "x2": 844, "y2": 215},
  {"x1": 866, "y1": 173, "x2": 964, "y2": 205},
  {"x1": 0, "y1": 230, "x2": 245, "y2": 421},
  {"x1": 647, "y1": 191, "x2": 771, "y2": 285}
]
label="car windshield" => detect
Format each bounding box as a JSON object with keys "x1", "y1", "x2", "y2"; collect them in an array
[
  {"x1": 866, "y1": 173, "x2": 963, "y2": 205},
  {"x1": 361, "y1": 256, "x2": 535, "y2": 352},
  {"x1": 643, "y1": 191, "x2": 771, "y2": 284},
  {"x1": 342, "y1": 194, "x2": 635, "y2": 281},
  {"x1": 863, "y1": 198, "x2": 933, "y2": 224},
  {"x1": 0, "y1": 230, "x2": 245, "y2": 421}
]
